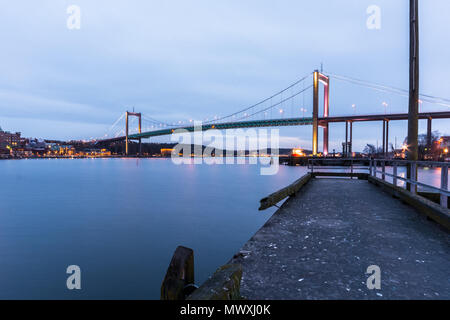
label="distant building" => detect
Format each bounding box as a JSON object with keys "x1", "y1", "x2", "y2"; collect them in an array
[
  {"x1": 438, "y1": 136, "x2": 450, "y2": 160},
  {"x1": 440, "y1": 136, "x2": 450, "y2": 150},
  {"x1": 0, "y1": 126, "x2": 22, "y2": 155}
]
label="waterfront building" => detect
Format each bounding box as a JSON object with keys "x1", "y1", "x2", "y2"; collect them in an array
[{"x1": 0, "y1": 126, "x2": 22, "y2": 155}]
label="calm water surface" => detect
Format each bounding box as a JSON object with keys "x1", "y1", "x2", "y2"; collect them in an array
[
  {"x1": 0, "y1": 158, "x2": 303, "y2": 299},
  {"x1": 0, "y1": 159, "x2": 447, "y2": 299}
]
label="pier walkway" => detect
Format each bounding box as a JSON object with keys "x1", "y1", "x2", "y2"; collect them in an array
[{"x1": 230, "y1": 178, "x2": 450, "y2": 299}]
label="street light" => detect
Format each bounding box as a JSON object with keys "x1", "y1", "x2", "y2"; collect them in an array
[
  {"x1": 382, "y1": 102, "x2": 388, "y2": 114},
  {"x1": 352, "y1": 104, "x2": 356, "y2": 114},
  {"x1": 300, "y1": 108, "x2": 307, "y2": 118}
]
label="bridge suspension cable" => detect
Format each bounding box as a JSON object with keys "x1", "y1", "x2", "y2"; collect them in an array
[
  {"x1": 326, "y1": 72, "x2": 450, "y2": 108},
  {"x1": 204, "y1": 72, "x2": 313, "y2": 124},
  {"x1": 233, "y1": 84, "x2": 313, "y2": 121}
]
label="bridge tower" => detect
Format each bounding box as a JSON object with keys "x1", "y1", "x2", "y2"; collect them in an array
[
  {"x1": 312, "y1": 70, "x2": 330, "y2": 156},
  {"x1": 125, "y1": 111, "x2": 142, "y2": 156}
]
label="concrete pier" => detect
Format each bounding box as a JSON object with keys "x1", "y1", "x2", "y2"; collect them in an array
[{"x1": 230, "y1": 178, "x2": 450, "y2": 299}]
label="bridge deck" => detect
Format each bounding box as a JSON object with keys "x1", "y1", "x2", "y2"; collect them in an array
[{"x1": 230, "y1": 178, "x2": 450, "y2": 299}]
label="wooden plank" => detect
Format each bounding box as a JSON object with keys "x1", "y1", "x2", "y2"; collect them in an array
[{"x1": 259, "y1": 174, "x2": 311, "y2": 210}]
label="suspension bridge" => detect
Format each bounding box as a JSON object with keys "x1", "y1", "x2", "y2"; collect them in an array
[{"x1": 93, "y1": 70, "x2": 450, "y2": 156}]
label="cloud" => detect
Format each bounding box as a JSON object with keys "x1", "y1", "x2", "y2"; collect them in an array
[{"x1": 0, "y1": 0, "x2": 449, "y2": 147}]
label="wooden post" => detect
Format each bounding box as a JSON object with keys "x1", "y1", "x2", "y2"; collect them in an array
[
  {"x1": 407, "y1": 0, "x2": 419, "y2": 191},
  {"x1": 393, "y1": 162, "x2": 398, "y2": 186},
  {"x1": 161, "y1": 246, "x2": 195, "y2": 300},
  {"x1": 441, "y1": 165, "x2": 448, "y2": 208}
]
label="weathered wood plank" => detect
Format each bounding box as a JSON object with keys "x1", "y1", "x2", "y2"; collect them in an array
[{"x1": 259, "y1": 174, "x2": 312, "y2": 210}]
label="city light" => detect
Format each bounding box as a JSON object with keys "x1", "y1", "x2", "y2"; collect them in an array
[{"x1": 291, "y1": 148, "x2": 304, "y2": 157}]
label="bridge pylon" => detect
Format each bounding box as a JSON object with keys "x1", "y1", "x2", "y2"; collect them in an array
[
  {"x1": 313, "y1": 70, "x2": 330, "y2": 156},
  {"x1": 125, "y1": 111, "x2": 142, "y2": 156}
]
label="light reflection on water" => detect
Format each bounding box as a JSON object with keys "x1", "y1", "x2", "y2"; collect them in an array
[{"x1": 0, "y1": 159, "x2": 446, "y2": 299}]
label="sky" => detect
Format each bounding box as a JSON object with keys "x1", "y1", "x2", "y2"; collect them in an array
[{"x1": 0, "y1": 0, "x2": 449, "y2": 151}]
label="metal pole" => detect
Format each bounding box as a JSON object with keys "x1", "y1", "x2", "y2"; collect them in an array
[
  {"x1": 312, "y1": 70, "x2": 319, "y2": 156},
  {"x1": 407, "y1": 0, "x2": 419, "y2": 192}
]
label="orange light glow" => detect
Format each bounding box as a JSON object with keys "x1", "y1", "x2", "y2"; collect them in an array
[{"x1": 292, "y1": 148, "x2": 304, "y2": 157}]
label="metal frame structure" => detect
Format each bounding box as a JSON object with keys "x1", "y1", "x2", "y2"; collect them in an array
[
  {"x1": 307, "y1": 158, "x2": 449, "y2": 209},
  {"x1": 370, "y1": 159, "x2": 449, "y2": 208}
]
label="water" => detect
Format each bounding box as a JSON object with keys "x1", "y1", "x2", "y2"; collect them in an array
[
  {"x1": 0, "y1": 158, "x2": 303, "y2": 299},
  {"x1": 0, "y1": 159, "x2": 446, "y2": 299}
]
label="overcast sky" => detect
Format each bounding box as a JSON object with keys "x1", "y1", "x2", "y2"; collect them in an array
[{"x1": 0, "y1": 0, "x2": 449, "y2": 151}]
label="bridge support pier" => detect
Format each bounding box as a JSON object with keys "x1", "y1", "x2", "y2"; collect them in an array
[
  {"x1": 349, "y1": 121, "x2": 353, "y2": 156},
  {"x1": 344, "y1": 121, "x2": 348, "y2": 157},
  {"x1": 343, "y1": 121, "x2": 352, "y2": 157},
  {"x1": 382, "y1": 119, "x2": 389, "y2": 158},
  {"x1": 427, "y1": 117, "x2": 432, "y2": 153},
  {"x1": 385, "y1": 120, "x2": 389, "y2": 156}
]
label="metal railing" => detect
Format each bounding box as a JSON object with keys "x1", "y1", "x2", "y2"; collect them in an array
[
  {"x1": 307, "y1": 158, "x2": 449, "y2": 209},
  {"x1": 370, "y1": 159, "x2": 449, "y2": 208},
  {"x1": 308, "y1": 158, "x2": 368, "y2": 175}
]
